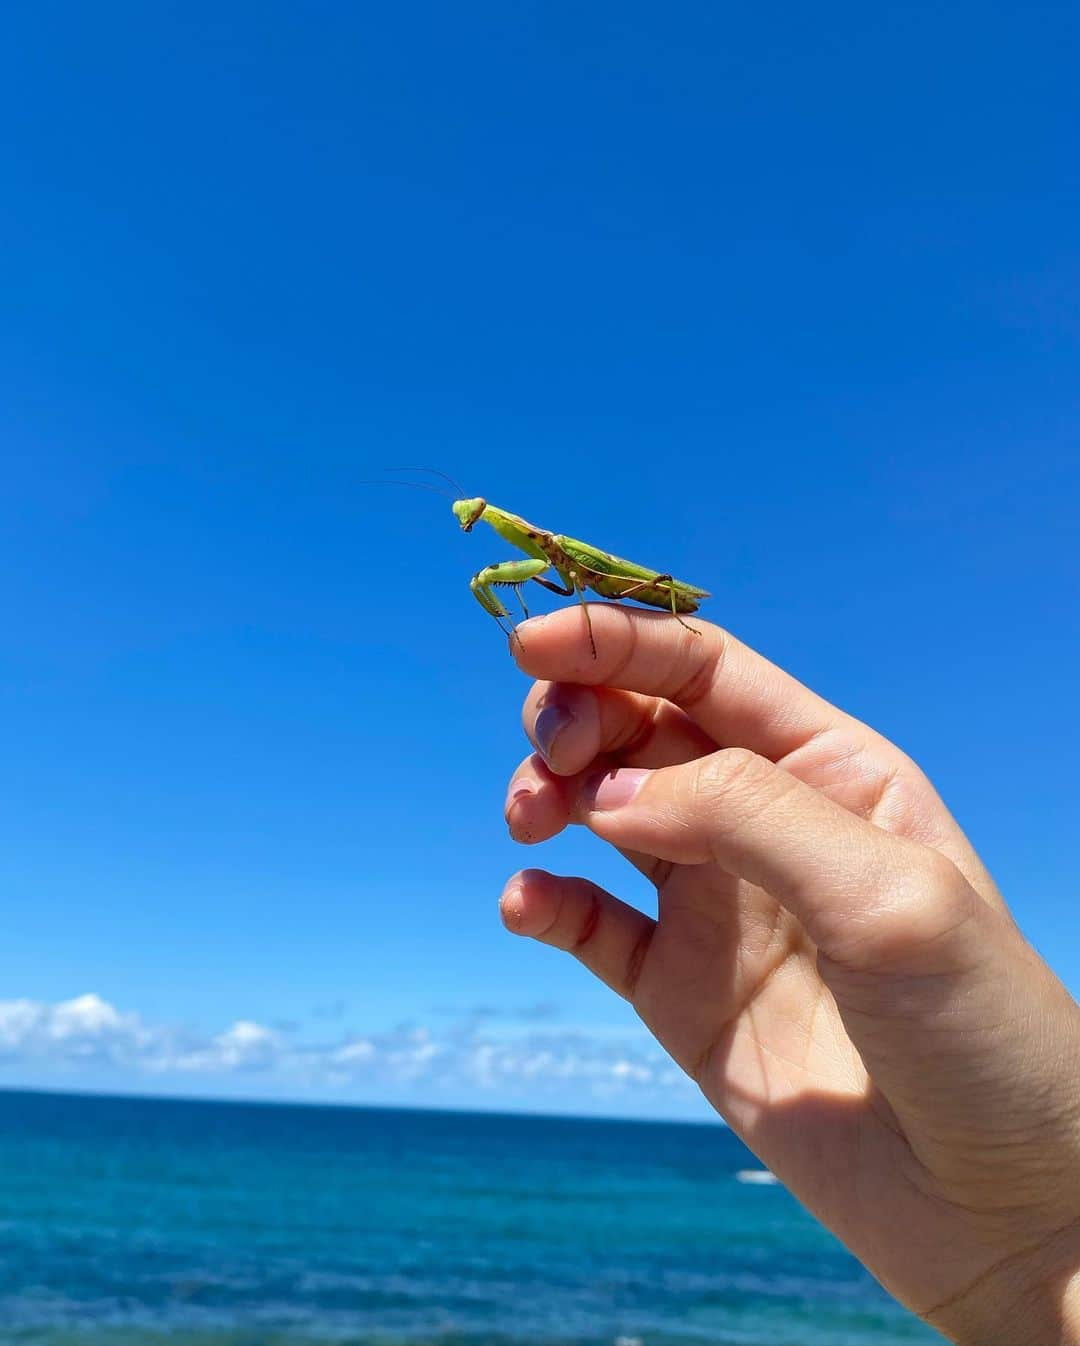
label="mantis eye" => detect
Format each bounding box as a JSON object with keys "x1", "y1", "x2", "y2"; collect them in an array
[{"x1": 453, "y1": 496, "x2": 487, "y2": 531}]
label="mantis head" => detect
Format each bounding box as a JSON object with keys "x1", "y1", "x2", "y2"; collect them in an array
[{"x1": 453, "y1": 497, "x2": 487, "y2": 532}]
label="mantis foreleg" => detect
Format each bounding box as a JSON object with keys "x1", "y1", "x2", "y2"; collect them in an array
[{"x1": 469, "y1": 559, "x2": 551, "y2": 646}]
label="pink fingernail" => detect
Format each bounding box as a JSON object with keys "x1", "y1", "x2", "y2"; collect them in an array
[
  {"x1": 505, "y1": 779, "x2": 536, "y2": 814},
  {"x1": 580, "y1": 768, "x2": 647, "y2": 812}
]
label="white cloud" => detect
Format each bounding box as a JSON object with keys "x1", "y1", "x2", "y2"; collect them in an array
[
  {"x1": 165, "y1": 1019, "x2": 285, "y2": 1074},
  {"x1": 0, "y1": 993, "x2": 152, "y2": 1064},
  {"x1": 0, "y1": 993, "x2": 691, "y2": 1105}
]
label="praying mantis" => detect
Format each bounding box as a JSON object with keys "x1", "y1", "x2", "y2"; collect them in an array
[
  {"x1": 372, "y1": 469, "x2": 710, "y2": 657},
  {"x1": 453, "y1": 495, "x2": 709, "y2": 658}
]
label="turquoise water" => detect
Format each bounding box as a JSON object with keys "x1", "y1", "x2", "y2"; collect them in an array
[{"x1": 0, "y1": 1090, "x2": 942, "y2": 1345}]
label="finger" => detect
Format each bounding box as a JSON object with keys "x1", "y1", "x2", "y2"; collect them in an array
[
  {"x1": 507, "y1": 683, "x2": 715, "y2": 848},
  {"x1": 514, "y1": 605, "x2": 845, "y2": 762},
  {"x1": 506, "y1": 680, "x2": 715, "y2": 853},
  {"x1": 523, "y1": 681, "x2": 715, "y2": 777},
  {"x1": 505, "y1": 754, "x2": 576, "y2": 845},
  {"x1": 572, "y1": 749, "x2": 988, "y2": 972},
  {"x1": 504, "y1": 752, "x2": 679, "y2": 889},
  {"x1": 499, "y1": 867, "x2": 655, "y2": 1002},
  {"x1": 514, "y1": 607, "x2": 1000, "y2": 901}
]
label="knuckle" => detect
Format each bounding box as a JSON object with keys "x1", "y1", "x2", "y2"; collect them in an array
[
  {"x1": 694, "y1": 746, "x2": 769, "y2": 805},
  {"x1": 880, "y1": 843, "x2": 971, "y2": 920},
  {"x1": 666, "y1": 625, "x2": 729, "y2": 707},
  {"x1": 916, "y1": 844, "x2": 965, "y2": 896},
  {"x1": 684, "y1": 748, "x2": 787, "y2": 861},
  {"x1": 569, "y1": 885, "x2": 603, "y2": 953},
  {"x1": 827, "y1": 842, "x2": 982, "y2": 973},
  {"x1": 622, "y1": 925, "x2": 653, "y2": 1000},
  {"x1": 915, "y1": 848, "x2": 982, "y2": 931},
  {"x1": 610, "y1": 696, "x2": 662, "y2": 758}
]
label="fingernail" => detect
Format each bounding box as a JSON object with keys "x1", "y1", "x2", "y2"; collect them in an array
[
  {"x1": 504, "y1": 778, "x2": 536, "y2": 815},
  {"x1": 500, "y1": 882, "x2": 526, "y2": 932},
  {"x1": 535, "y1": 704, "x2": 574, "y2": 765},
  {"x1": 580, "y1": 768, "x2": 648, "y2": 812},
  {"x1": 511, "y1": 617, "x2": 543, "y2": 660}
]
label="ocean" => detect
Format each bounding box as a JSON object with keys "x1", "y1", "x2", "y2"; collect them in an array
[{"x1": 0, "y1": 1089, "x2": 943, "y2": 1345}]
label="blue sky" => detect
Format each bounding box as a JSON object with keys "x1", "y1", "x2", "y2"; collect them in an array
[{"x1": 1, "y1": 2, "x2": 1077, "y2": 1119}]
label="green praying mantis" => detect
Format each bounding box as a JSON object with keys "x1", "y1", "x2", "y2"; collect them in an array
[{"x1": 373, "y1": 469, "x2": 710, "y2": 657}]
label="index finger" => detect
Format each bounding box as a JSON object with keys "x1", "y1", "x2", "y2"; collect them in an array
[{"x1": 513, "y1": 605, "x2": 845, "y2": 763}]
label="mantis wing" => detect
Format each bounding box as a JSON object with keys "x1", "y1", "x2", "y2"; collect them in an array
[{"x1": 555, "y1": 535, "x2": 709, "y2": 614}]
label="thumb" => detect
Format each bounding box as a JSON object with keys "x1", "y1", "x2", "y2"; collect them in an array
[{"x1": 575, "y1": 748, "x2": 985, "y2": 973}]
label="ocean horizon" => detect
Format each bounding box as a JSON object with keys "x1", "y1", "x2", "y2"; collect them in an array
[{"x1": 0, "y1": 1086, "x2": 942, "y2": 1345}]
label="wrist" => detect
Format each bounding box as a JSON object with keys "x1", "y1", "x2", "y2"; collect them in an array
[{"x1": 929, "y1": 1218, "x2": 1080, "y2": 1346}]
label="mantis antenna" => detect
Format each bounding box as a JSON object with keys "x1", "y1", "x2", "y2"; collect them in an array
[
  {"x1": 357, "y1": 478, "x2": 455, "y2": 500},
  {"x1": 385, "y1": 466, "x2": 466, "y2": 497}
]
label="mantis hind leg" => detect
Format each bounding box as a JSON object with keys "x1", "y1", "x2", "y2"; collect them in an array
[
  {"x1": 575, "y1": 579, "x2": 597, "y2": 658},
  {"x1": 599, "y1": 571, "x2": 701, "y2": 636},
  {"x1": 544, "y1": 570, "x2": 596, "y2": 658}
]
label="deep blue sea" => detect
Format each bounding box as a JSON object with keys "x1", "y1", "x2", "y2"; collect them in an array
[{"x1": 0, "y1": 1090, "x2": 943, "y2": 1345}]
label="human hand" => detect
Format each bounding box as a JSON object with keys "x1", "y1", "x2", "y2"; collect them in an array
[{"x1": 500, "y1": 606, "x2": 1080, "y2": 1346}]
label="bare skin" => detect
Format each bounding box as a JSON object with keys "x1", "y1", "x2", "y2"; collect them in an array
[{"x1": 500, "y1": 605, "x2": 1080, "y2": 1346}]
